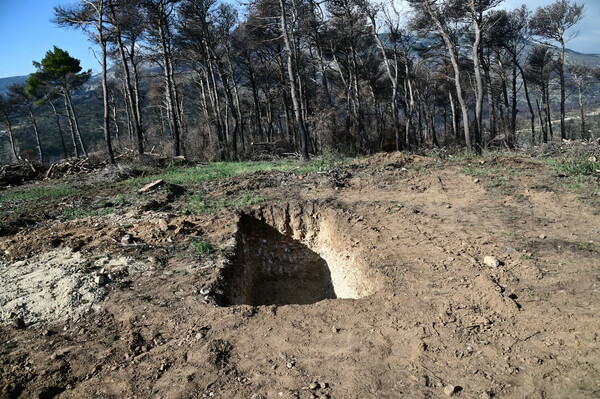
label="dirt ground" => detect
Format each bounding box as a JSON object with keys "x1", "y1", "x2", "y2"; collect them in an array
[{"x1": 1, "y1": 152, "x2": 599, "y2": 399}]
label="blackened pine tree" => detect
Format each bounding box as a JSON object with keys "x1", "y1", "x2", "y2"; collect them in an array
[
  {"x1": 8, "y1": 84, "x2": 45, "y2": 164},
  {"x1": 54, "y1": 0, "x2": 116, "y2": 164},
  {"x1": 524, "y1": 45, "x2": 559, "y2": 143},
  {"x1": 0, "y1": 95, "x2": 21, "y2": 162},
  {"x1": 25, "y1": 74, "x2": 69, "y2": 160},
  {"x1": 143, "y1": 0, "x2": 183, "y2": 157},
  {"x1": 107, "y1": 0, "x2": 146, "y2": 155},
  {"x1": 530, "y1": 0, "x2": 585, "y2": 140},
  {"x1": 408, "y1": 0, "x2": 473, "y2": 150}
]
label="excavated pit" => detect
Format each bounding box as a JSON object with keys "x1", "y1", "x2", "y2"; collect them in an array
[{"x1": 218, "y1": 204, "x2": 377, "y2": 306}]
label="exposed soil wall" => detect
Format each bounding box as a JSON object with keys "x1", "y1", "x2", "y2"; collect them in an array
[{"x1": 218, "y1": 202, "x2": 380, "y2": 306}]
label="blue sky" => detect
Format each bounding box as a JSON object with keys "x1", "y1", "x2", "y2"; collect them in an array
[
  {"x1": 0, "y1": 0, "x2": 96, "y2": 78},
  {"x1": 0, "y1": 0, "x2": 598, "y2": 79}
]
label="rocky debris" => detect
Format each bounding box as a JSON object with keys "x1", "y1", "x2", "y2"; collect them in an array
[
  {"x1": 314, "y1": 167, "x2": 351, "y2": 188},
  {"x1": 207, "y1": 339, "x2": 233, "y2": 369},
  {"x1": 11, "y1": 315, "x2": 25, "y2": 330},
  {"x1": 129, "y1": 331, "x2": 150, "y2": 355},
  {"x1": 156, "y1": 218, "x2": 169, "y2": 232},
  {"x1": 138, "y1": 179, "x2": 164, "y2": 194},
  {"x1": 443, "y1": 385, "x2": 457, "y2": 396},
  {"x1": 121, "y1": 234, "x2": 134, "y2": 245},
  {"x1": 483, "y1": 255, "x2": 500, "y2": 268},
  {"x1": 94, "y1": 274, "x2": 111, "y2": 286}
]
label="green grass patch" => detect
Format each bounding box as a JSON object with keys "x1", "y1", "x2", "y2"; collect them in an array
[
  {"x1": 0, "y1": 184, "x2": 75, "y2": 204},
  {"x1": 107, "y1": 333, "x2": 119, "y2": 343},
  {"x1": 190, "y1": 240, "x2": 214, "y2": 255},
  {"x1": 577, "y1": 242, "x2": 598, "y2": 252},
  {"x1": 547, "y1": 157, "x2": 600, "y2": 177},
  {"x1": 227, "y1": 192, "x2": 264, "y2": 208},
  {"x1": 125, "y1": 159, "x2": 328, "y2": 188}
]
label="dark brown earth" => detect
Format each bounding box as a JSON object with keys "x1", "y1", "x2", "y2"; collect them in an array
[{"x1": 1, "y1": 152, "x2": 599, "y2": 399}]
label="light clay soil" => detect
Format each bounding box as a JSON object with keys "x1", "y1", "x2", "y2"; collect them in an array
[{"x1": 1, "y1": 153, "x2": 599, "y2": 398}]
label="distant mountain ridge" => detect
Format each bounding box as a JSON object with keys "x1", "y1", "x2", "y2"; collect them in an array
[{"x1": 0, "y1": 75, "x2": 28, "y2": 95}]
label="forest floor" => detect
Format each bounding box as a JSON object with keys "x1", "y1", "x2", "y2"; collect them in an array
[{"x1": 1, "y1": 149, "x2": 599, "y2": 399}]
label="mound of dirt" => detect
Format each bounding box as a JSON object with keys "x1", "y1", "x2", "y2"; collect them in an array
[
  {"x1": 350, "y1": 151, "x2": 432, "y2": 170},
  {"x1": 0, "y1": 248, "x2": 106, "y2": 327}
]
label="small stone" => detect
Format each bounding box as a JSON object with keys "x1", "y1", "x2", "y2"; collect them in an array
[
  {"x1": 319, "y1": 382, "x2": 328, "y2": 389},
  {"x1": 121, "y1": 234, "x2": 133, "y2": 245},
  {"x1": 332, "y1": 326, "x2": 340, "y2": 333},
  {"x1": 95, "y1": 274, "x2": 111, "y2": 286},
  {"x1": 157, "y1": 219, "x2": 169, "y2": 232},
  {"x1": 309, "y1": 382, "x2": 319, "y2": 390},
  {"x1": 473, "y1": 178, "x2": 480, "y2": 184},
  {"x1": 539, "y1": 234, "x2": 546, "y2": 239},
  {"x1": 11, "y1": 313, "x2": 27, "y2": 330},
  {"x1": 319, "y1": 395, "x2": 330, "y2": 399},
  {"x1": 483, "y1": 256, "x2": 500, "y2": 268},
  {"x1": 444, "y1": 385, "x2": 456, "y2": 396}
]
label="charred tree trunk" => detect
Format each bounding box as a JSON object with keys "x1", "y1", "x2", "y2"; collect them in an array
[
  {"x1": 516, "y1": 63, "x2": 535, "y2": 144},
  {"x1": 49, "y1": 100, "x2": 69, "y2": 160},
  {"x1": 420, "y1": 0, "x2": 472, "y2": 150},
  {"x1": 109, "y1": 4, "x2": 143, "y2": 155},
  {"x1": 0, "y1": 103, "x2": 20, "y2": 161},
  {"x1": 279, "y1": 0, "x2": 309, "y2": 160}
]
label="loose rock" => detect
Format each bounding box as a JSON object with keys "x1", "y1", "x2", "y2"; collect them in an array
[
  {"x1": 483, "y1": 256, "x2": 500, "y2": 268},
  {"x1": 95, "y1": 274, "x2": 111, "y2": 286},
  {"x1": 444, "y1": 385, "x2": 456, "y2": 396},
  {"x1": 12, "y1": 317, "x2": 25, "y2": 330}
]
